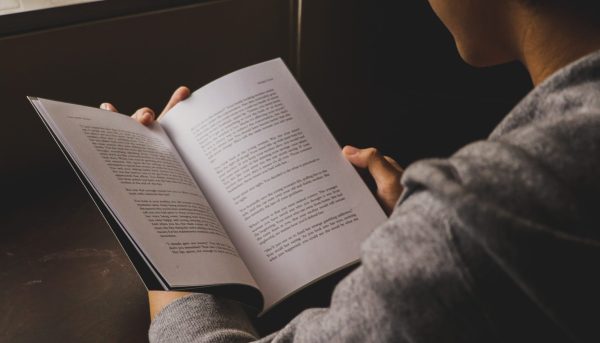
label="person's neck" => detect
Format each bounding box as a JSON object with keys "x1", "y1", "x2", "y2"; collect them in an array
[{"x1": 514, "y1": 6, "x2": 600, "y2": 86}]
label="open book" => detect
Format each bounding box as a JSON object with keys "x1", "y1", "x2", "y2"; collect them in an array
[{"x1": 29, "y1": 58, "x2": 386, "y2": 313}]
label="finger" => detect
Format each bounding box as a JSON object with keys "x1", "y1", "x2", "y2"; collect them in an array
[
  {"x1": 343, "y1": 146, "x2": 401, "y2": 189},
  {"x1": 384, "y1": 156, "x2": 403, "y2": 173},
  {"x1": 132, "y1": 107, "x2": 156, "y2": 126},
  {"x1": 159, "y1": 86, "x2": 191, "y2": 119},
  {"x1": 100, "y1": 102, "x2": 118, "y2": 112},
  {"x1": 343, "y1": 146, "x2": 403, "y2": 213}
]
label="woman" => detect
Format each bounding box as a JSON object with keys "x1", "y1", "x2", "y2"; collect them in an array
[{"x1": 102, "y1": 0, "x2": 600, "y2": 341}]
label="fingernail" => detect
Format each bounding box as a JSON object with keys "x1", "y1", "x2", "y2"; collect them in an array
[
  {"x1": 100, "y1": 103, "x2": 108, "y2": 110},
  {"x1": 142, "y1": 111, "x2": 153, "y2": 121},
  {"x1": 344, "y1": 146, "x2": 359, "y2": 155}
]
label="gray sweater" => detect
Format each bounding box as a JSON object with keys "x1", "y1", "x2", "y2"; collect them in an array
[{"x1": 149, "y1": 50, "x2": 600, "y2": 343}]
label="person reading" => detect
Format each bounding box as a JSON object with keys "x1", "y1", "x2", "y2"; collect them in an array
[{"x1": 101, "y1": 0, "x2": 600, "y2": 341}]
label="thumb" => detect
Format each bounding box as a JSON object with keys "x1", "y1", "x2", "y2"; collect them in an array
[
  {"x1": 342, "y1": 146, "x2": 403, "y2": 214},
  {"x1": 343, "y1": 146, "x2": 401, "y2": 190}
]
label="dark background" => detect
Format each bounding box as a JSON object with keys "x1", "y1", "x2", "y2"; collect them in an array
[
  {"x1": 0, "y1": 0, "x2": 532, "y2": 341},
  {"x1": 302, "y1": 0, "x2": 532, "y2": 166}
]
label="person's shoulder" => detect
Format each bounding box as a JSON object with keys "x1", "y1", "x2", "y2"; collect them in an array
[{"x1": 493, "y1": 103, "x2": 600, "y2": 170}]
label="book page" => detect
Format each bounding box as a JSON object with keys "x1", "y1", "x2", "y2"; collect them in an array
[
  {"x1": 32, "y1": 98, "x2": 257, "y2": 290},
  {"x1": 161, "y1": 58, "x2": 387, "y2": 309}
]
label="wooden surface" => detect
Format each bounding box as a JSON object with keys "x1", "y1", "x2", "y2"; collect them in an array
[{"x1": 1, "y1": 171, "x2": 150, "y2": 343}]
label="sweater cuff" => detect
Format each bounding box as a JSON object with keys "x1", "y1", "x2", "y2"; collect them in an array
[{"x1": 149, "y1": 293, "x2": 258, "y2": 343}]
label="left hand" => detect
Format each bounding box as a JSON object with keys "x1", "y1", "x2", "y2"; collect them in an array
[
  {"x1": 342, "y1": 146, "x2": 404, "y2": 215},
  {"x1": 100, "y1": 87, "x2": 193, "y2": 320}
]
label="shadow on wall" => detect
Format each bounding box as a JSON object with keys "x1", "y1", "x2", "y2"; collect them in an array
[{"x1": 299, "y1": 0, "x2": 532, "y2": 169}]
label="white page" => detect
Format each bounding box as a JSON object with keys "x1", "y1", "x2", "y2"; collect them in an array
[
  {"x1": 33, "y1": 98, "x2": 257, "y2": 290},
  {"x1": 161, "y1": 58, "x2": 387, "y2": 309}
]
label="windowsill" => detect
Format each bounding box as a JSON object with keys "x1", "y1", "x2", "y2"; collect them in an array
[
  {"x1": 0, "y1": 0, "x2": 101, "y2": 16},
  {"x1": 0, "y1": 0, "x2": 213, "y2": 37}
]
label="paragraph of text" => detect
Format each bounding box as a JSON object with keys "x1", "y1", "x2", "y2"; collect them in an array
[
  {"x1": 191, "y1": 89, "x2": 292, "y2": 162},
  {"x1": 264, "y1": 210, "x2": 359, "y2": 262},
  {"x1": 82, "y1": 125, "x2": 194, "y2": 187}
]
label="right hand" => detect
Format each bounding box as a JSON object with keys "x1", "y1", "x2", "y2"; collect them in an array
[
  {"x1": 342, "y1": 146, "x2": 404, "y2": 215},
  {"x1": 99, "y1": 86, "x2": 191, "y2": 125}
]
